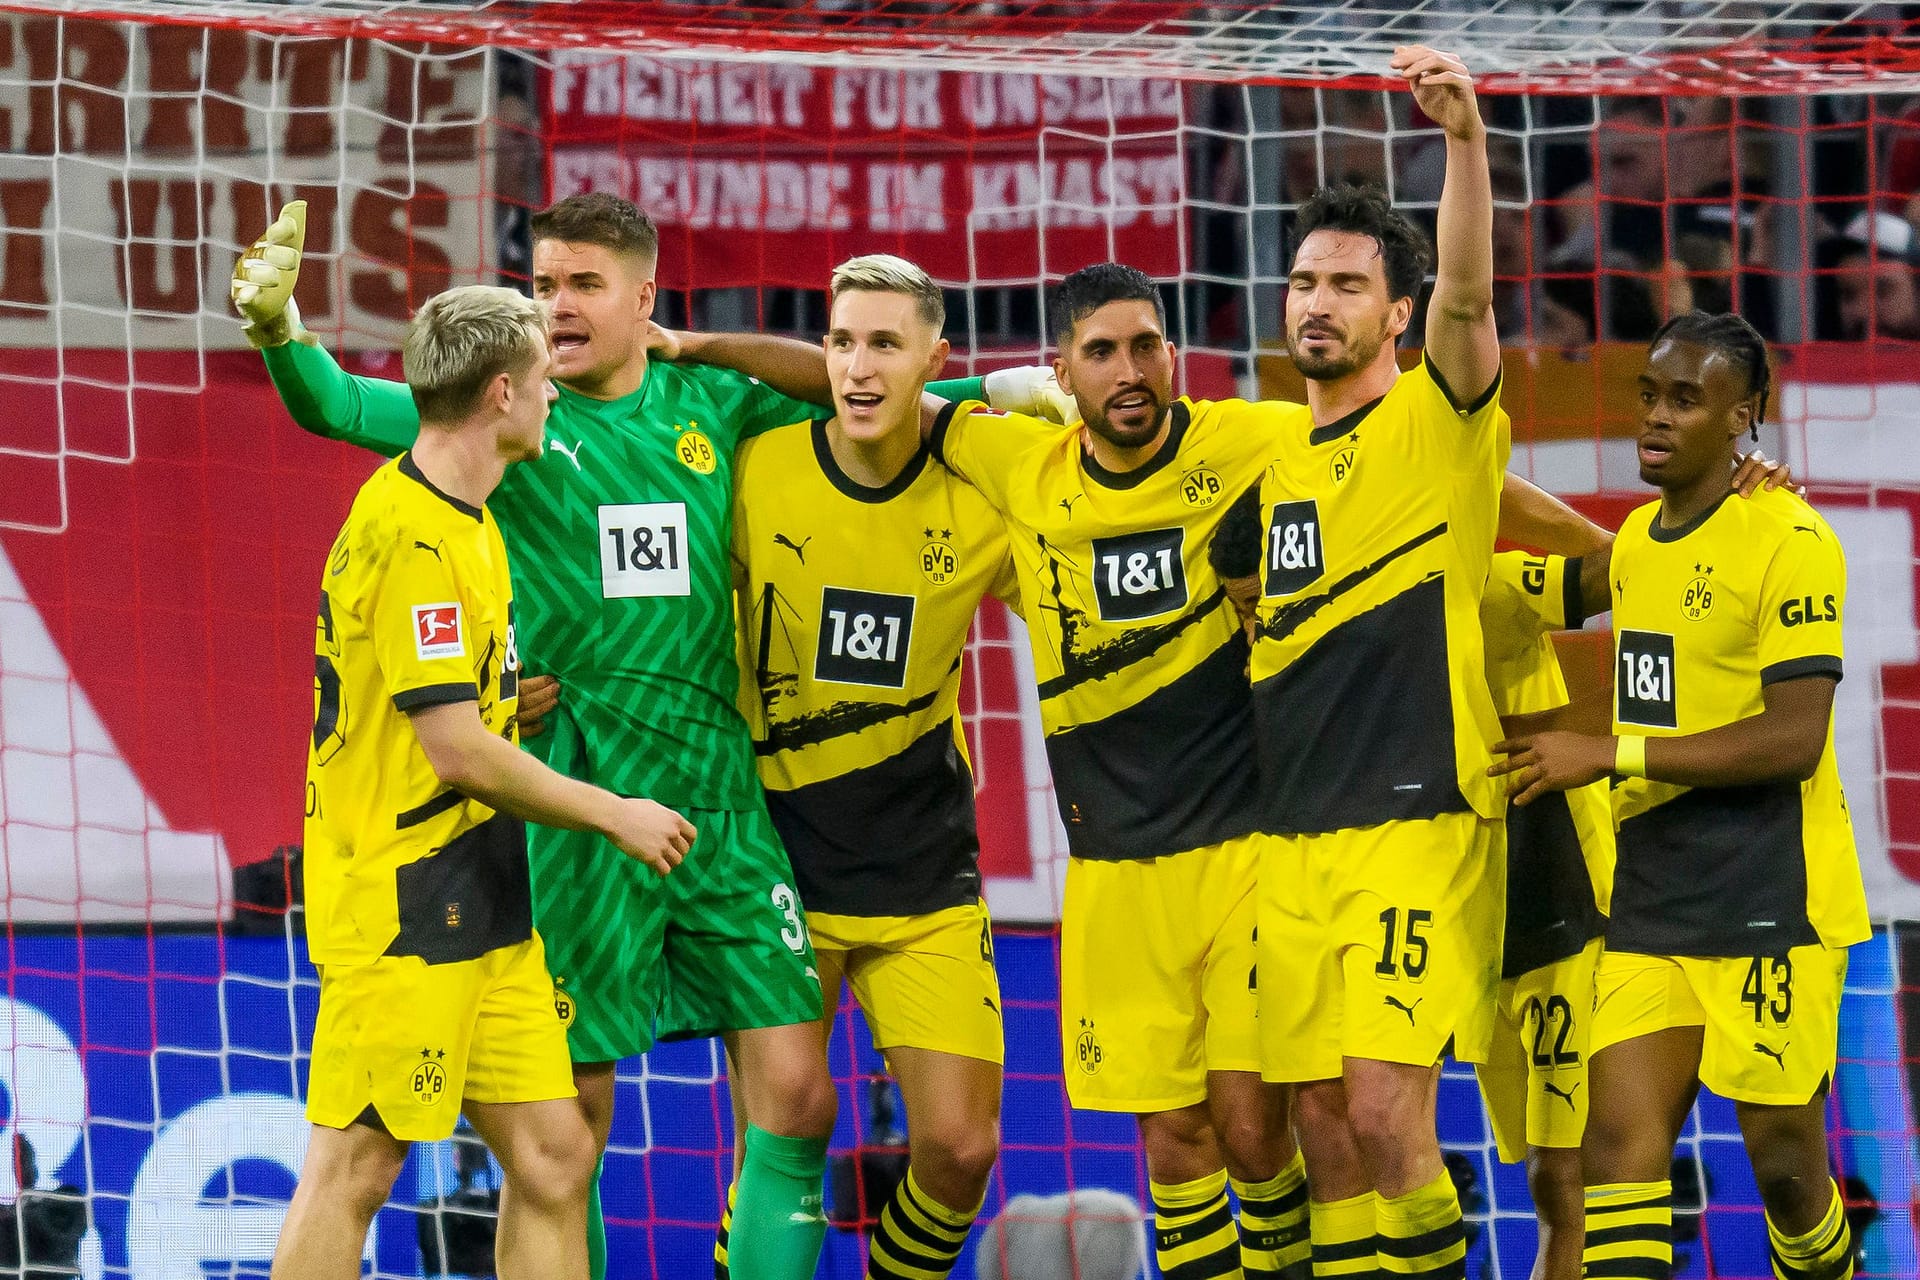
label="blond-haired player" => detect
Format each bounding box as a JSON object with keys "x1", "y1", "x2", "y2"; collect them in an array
[{"x1": 272, "y1": 285, "x2": 693, "y2": 1280}]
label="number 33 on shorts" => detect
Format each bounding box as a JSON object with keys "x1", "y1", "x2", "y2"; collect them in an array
[{"x1": 771, "y1": 883, "x2": 808, "y2": 954}]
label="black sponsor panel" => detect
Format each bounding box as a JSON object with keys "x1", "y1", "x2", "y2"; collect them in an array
[
  {"x1": 1252, "y1": 576, "x2": 1469, "y2": 835},
  {"x1": 1503, "y1": 790, "x2": 1604, "y2": 978},
  {"x1": 1044, "y1": 633, "x2": 1263, "y2": 861},
  {"x1": 768, "y1": 722, "x2": 981, "y2": 917},
  {"x1": 815, "y1": 586, "x2": 915, "y2": 689},
  {"x1": 1616, "y1": 629, "x2": 1678, "y2": 729},
  {"x1": 1610, "y1": 783, "x2": 1816, "y2": 956},
  {"x1": 1090, "y1": 527, "x2": 1188, "y2": 622},
  {"x1": 1264, "y1": 499, "x2": 1327, "y2": 597},
  {"x1": 387, "y1": 814, "x2": 533, "y2": 964}
]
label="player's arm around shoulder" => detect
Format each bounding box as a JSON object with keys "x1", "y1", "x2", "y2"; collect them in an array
[
  {"x1": 1395, "y1": 46, "x2": 1502, "y2": 420},
  {"x1": 408, "y1": 702, "x2": 695, "y2": 875}
]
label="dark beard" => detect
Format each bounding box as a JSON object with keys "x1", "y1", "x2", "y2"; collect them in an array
[
  {"x1": 1290, "y1": 323, "x2": 1389, "y2": 381},
  {"x1": 1085, "y1": 399, "x2": 1170, "y2": 450}
]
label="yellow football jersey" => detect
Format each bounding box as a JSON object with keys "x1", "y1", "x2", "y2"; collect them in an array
[
  {"x1": 1249, "y1": 357, "x2": 1510, "y2": 834},
  {"x1": 931, "y1": 397, "x2": 1287, "y2": 861},
  {"x1": 1608, "y1": 486, "x2": 1869, "y2": 956},
  {"x1": 304, "y1": 454, "x2": 528, "y2": 967},
  {"x1": 734, "y1": 419, "x2": 1017, "y2": 916},
  {"x1": 1482, "y1": 550, "x2": 1613, "y2": 978}
]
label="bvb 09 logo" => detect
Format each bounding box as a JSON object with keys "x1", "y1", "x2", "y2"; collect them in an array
[
  {"x1": 411, "y1": 1053, "x2": 447, "y2": 1105},
  {"x1": 1180, "y1": 466, "x2": 1222, "y2": 508},
  {"x1": 1681, "y1": 574, "x2": 1714, "y2": 621},
  {"x1": 677, "y1": 426, "x2": 717, "y2": 474},
  {"x1": 921, "y1": 539, "x2": 958, "y2": 585},
  {"x1": 553, "y1": 980, "x2": 577, "y2": 1028},
  {"x1": 1074, "y1": 1019, "x2": 1103, "y2": 1075}
]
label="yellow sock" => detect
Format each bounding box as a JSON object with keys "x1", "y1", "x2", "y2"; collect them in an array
[
  {"x1": 1768, "y1": 1179, "x2": 1853, "y2": 1280},
  {"x1": 1152, "y1": 1169, "x2": 1245, "y2": 1280},
  {"x1": 1232, "y1": 1151, "x2": 1311, "y2": 1279},
  {"x1": 1309, "y1": 1190, "x2": 1378, "y2": 1280},
  {"x1": 865, "y1": 1167, "x2": 979, "y2": 1280},
  {"x1": 1583, "y1": 1180, "x2": 1672, "y2": 1280},
  {"x1": 1376, "y1": 1171, "x2": 1465, "y2": 1278}
]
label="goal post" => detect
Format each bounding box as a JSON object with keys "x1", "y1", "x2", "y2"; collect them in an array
[{"x1": 1, "y1": 3, "x2": 1919, "y2": 1277}]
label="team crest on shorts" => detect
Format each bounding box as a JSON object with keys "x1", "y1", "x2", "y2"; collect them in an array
[
  {"x1": 553, "y1": 979, "x2": 577, "y2": 1028},
  {"x1": 1074, "y1": 1018, "x2": 1104, "y2": 1075},
  {"x1": 411, "y1": 1048, "x2": 447, "y2": 1104}
]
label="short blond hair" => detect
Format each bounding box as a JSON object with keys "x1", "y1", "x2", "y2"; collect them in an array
[
  {"x1": 830, "y1": 254, "x2": 944, "y2": 331},
  {"x1": 403, "y1": 285, "x2": 547, "y2": 424}
]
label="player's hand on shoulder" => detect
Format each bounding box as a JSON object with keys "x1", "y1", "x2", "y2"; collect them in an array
[
  {"x1": 231, "y1": 200, "x2": 312, "y2": 350},
  {"x1": 1489, "y1": 730, "x2": 1613, "y2": 806},
  {"x1": 643, "y1": 321, "x2": 684, "y2": 362},
  {"x1": 516, "y1": 674, "x2": 559, "y2": 739},
  {"x1": 1390, "y1": 46, "x2": 1483, "y2": 143},
  {"x1": 1731, "y1": 449, "x2": 1803, "y2": 498},
  {"x1": 983, "y1": 365, "x2": 1080, "y2": 425},
  {"x1": 605, "y1": 798, "x2": 696, "y2": 876}
]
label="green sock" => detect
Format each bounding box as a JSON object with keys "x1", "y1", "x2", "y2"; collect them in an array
[
  {"x1": 728, "y1": 1124, "x2": 829, "y2": 1280},
  {"x1": 588, "y1": 1156, "x2": 607, "y2": 1280}
]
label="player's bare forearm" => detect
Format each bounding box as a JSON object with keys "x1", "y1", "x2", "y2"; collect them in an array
[
  {"x1": 674, "y1": 330, "x2": 833, "y2": 405},
  {"x1": 1425, "y1": 130, "x2": 1500, "y2": 403},
  {"x1": 1578, "y1": 543, "x2": 1613, "y2": 620},
  {"x1": 412, "y1": 702, "x2": 625, "y2": 834},
  {"x1": 1498, "y1": 473, "x2": 1612, "y2": 557},
  {"x1": 1492, "y1": 676, "x2": 1835, "y2": 804}
]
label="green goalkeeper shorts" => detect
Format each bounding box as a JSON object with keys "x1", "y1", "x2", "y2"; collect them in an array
[{"x1": 530, "y1": 802, "x2": 824, "y2": 1063}]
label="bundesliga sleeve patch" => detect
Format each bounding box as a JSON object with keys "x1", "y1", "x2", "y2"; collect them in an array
[{"x1": 412, "y1": 603, "x2": 465, "y2": 660}]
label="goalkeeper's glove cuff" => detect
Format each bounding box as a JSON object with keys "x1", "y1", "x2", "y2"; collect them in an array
[
  {"x1": 983, "y1": 365, "x2": 1079, "y2": 425},
  {"x1": 242, "y1": 298, "x2": 314, "y2": 350}
]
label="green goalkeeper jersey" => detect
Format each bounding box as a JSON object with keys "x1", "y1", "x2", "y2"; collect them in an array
[{"x1": 266, "y1": 341, "x2": 974, "y2": 809}]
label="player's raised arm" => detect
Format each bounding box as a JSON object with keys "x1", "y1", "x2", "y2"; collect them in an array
[
  {"x1": 1395, "y1": 45, "x2": 1501, "y2": 409},
  {"x1": 232, "y1": 201, "x2": 423, "y2": 457}
]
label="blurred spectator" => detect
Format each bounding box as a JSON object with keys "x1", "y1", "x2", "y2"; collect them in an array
[
  {"x1": 1831, "y1": 210, "x2": 1920, "y2": 340},
  {"x1": 1536, "y1": 247, "x2": 1671, "y2": 346},
  {"x1": 974, "y1": 1189, "x2": 1148, "y2": 1280}
]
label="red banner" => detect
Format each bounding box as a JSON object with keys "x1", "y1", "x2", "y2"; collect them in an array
[{"x1": 543, "y1": 56, "x2": 1187, "y2": 289}]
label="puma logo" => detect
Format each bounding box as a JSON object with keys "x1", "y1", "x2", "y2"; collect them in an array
[
  {"x1": 774, "y1": 533, "x2": 812, "y2": 564},
  {"x1": 1753, "y1": 1041, "x2": 1790, "y2": 1069},
  {"x1": 1542, "y1": 1080, "x2": 1581, "y2": 1109},
  {"x1": 1383, "y1": 994, "x2": 1422, "y2": 1026},
  {"x1": 1059, "y1": 495, "x2": 1081, "y2": 517},
  {"x1": 412, "y1": 540, "x2": 443, "y2": 561},
  {"x1": 982, "y1": 996, "x2": 1000, "y2": 1019},
  {"x1": 548, "y1": 438, "x2": 585, "y2": 471}
]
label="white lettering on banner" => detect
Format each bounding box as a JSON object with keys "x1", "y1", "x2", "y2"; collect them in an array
[
  {"x1": 970, "y1": 156, "x2": 1183, "y2": 230},
  {"x1": 0, "y1": 998, "x2": 87, "y2": 1201},
  {"x1": 548, "y1": 53, "x2": 1182, "y2": 133}
]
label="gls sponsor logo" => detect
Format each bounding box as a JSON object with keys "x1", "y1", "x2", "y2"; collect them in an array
[{"x1": 1779, "y1": 594, "x2": 1839, "y2": 627}]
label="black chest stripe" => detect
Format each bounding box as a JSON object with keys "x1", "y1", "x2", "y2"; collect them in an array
[
  {"x1": 1259, "y1": 520, "x2": 1448, "y2": 645},
  {"x1": 1036, "y1": 581, "x2": 1229, "y2": 701}
]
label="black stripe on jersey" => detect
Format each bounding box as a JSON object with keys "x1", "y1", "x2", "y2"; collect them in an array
[
  {"x1": 1422, "y1": 353, "x2": 1501, "y2": 417},
  {"x1": 1044, "y1": 629, "x2": 1263, "y2": 861},
  {"x1": 928, "y1": 401, "x2": 962, "y2": 465},
  {"x1": 1307, "y1": 394, "x2": 1386, "y2": 446},
  {"x1": 392, "y1": 681, "x2": 478, "y2": 712},
  {"x1": 1254, "y1": 573, "x2": 1470, "y2": 835},
  {"x1": 1609, "y1": 782, "x2": 1818, "y2": 956},
  {"x1": 1646, "y1": 491, "x2": 1731, "y2": 543},
  {"x1": 385, "y1": 813, "x2": 533, "y2": 964},
  {"x1": 1564, "y1": 555, "x2": 1589, "y2": 626},
  {"x1": 1083, "y1": 402, "x2": 1189, "y2": 490},
  {"x1": 398, "y1": 452, "x2": 483, "y2": 521},
  {"x1": 396, "y1": 789, "x2": 464, "y2": 831},
  {"x1": 768, "y1": 721, "x2": 982, "y2": 917},
  {"x1": 1035, "y1": 581, "x2": 1228, "y2": 702},
  {"x1": 755, "y1": 668, "x2": 950, "y2": 755},
  {"x1": 1760, "y1": 655, "x2": 1843, "y2": 686},
  {"x1": 1503, "y1": 788, "x2": 1604, "y2": 978},
  {"x1": 1258, "y1": 522, "x2": 1447, "y2": 646},
  {"x1": 813, "y1": 417, "x2": 930, "y2": 502}
]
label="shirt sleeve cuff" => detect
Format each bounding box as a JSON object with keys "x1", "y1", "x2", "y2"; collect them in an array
[
  {"x1": 1759, "y1": 655, "x2": 1843, "y2": 687},
  {"x1": 393, "y1": 682, "x2": 479, "y2": 712}
]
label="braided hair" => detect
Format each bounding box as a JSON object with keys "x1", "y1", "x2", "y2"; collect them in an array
[{"x1": 1648, "y1": 310, "x2": 1771, "y2": 440}]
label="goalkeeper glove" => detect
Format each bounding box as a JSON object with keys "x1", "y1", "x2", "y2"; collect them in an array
[
  {"x1": 983, "y1": 365, "x2": 1079, "y2": 425},
  {"x1": 230, "y1": 201, "x2": 313, "y2": 350}
]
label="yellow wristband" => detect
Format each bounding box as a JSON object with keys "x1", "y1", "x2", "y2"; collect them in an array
[{"x1": 1614, "y1": 734, "x2": 1648, "y2": 779}]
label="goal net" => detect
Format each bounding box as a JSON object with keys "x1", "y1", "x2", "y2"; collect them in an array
[{"x1": 1, "y1": 2, "x2": 1918, "y2": 1277}]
